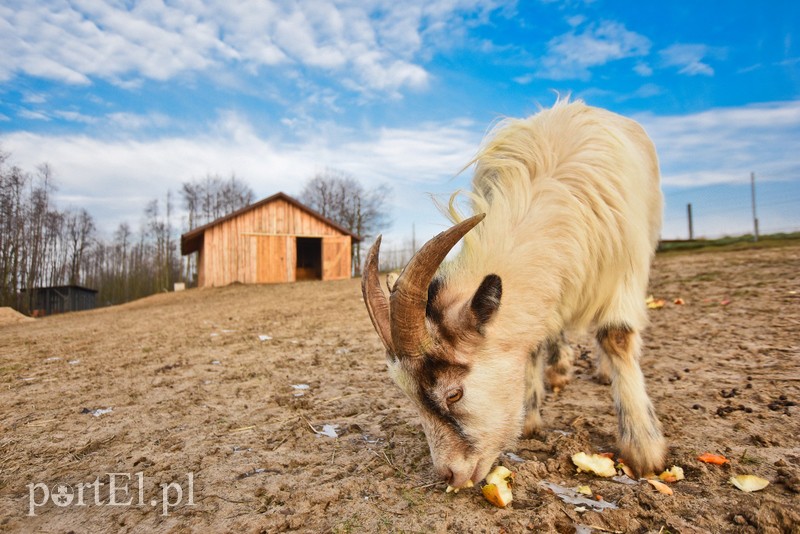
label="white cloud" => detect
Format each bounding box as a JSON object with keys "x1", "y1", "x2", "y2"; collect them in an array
[
  {"x1": 0, "y1": 112, "x2": 481, "y2": 246},
  {"x1": 18, "y1": 109, "x2": 51, "y2": 121},
  {"x1": 106, "y1": 112, "x2": 172, "y2": 131},
  {"x1": 513, "y1": 73, "x2": 535, "y2": 85},
  {"x1": 2, "y1": 100, "x2": 799, "y2": 247},
  {"x1": 22, "y1": 93, "x2": 48, "y2": 104},
  {"x1": 659, "y1": 43, "x2": 717, "y2": 76},
  {"x1": 536, "y1": 20, "x2": 651, "y2": 80},
  {"x1": 618, "y1": 83, "x2": 663, "y2": 100},
  {"x1": 0, "y1": 0, "x2": 503, "y2": 96},
  {"x1": 636, "y1": 100, "x2": 800, "y2": 187},
  {"x1": 566, "y1": 15, "x2": 586, "y2": 28},
  {"x1": 633, "y1": 61, "x2": 653, "y2": 76},
  {"x1": 53, "y1": 110, "x2": 97, "y2": 124}
]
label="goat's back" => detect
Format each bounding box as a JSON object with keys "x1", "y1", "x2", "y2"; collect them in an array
[{"x1": 459, "y1": 100, "x2": 662, "y2": 332}]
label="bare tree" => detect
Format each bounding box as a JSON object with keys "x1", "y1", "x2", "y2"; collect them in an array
[
  {"x1": 0, "y1": 160, "x2": 26, "y2": 306},
  {"x1": 65, "y1": 208, "x2": 95, "y2": 285},
  {"x1": 299, "y1": 168, "x2": 391, "y2": 275},
  {"x1": 179, "y1": 173, "x2": 254, "y2": 285},
  {"x1": 23, "y1": 164, "x2": 56, "y2": 308},
  {"x1": 181, "y1": 173, "x2": 254, "y2": 230}
]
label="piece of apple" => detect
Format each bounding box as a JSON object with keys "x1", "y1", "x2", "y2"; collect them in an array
[
  {"x1": 445, "y1": 480, "x2": 474, "y2": 493},
  {"x1": 730, "y1": 474, "x2": 769, "y2": 492},
  {"x1": 658, "y1": 465, "x2": 685, "y2": 483},
  {"x1": 647, "y1": 479, "x2": 674, "y2": 495},
  {"x1": 481, "y1": 466, "x2": 514, "y2": 507},
  {"x1": 572, "y1": 452, "x2": 617, "y2": 477}
]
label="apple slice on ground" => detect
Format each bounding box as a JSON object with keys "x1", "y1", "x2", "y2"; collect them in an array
[
  {"x1": 482, "y1": 466, "x2": 514, "y2": 507},
  {"x1": 445, "y1": 480, "x2": 474, "y2": 493}
]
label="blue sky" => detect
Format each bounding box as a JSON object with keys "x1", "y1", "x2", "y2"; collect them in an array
[{"x1": 1, "y1": 0, "x2": 799, "y2": 253}]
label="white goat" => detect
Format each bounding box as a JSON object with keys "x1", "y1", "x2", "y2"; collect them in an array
[{"x1": 362, "y1": 99, "x2": 666, "y2": 489}]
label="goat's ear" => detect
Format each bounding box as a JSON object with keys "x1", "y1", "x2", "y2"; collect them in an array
[
  {"x1": 425, "y1": 277, "x2": 444, "y2": 318},
  {"x1": 470, "y1": 274, "x2": 502, "y2": 331}
]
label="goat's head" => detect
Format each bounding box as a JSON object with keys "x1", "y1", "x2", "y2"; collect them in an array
[{"x1": 362, "y1": 214, "x2": 526, "y2": 488}]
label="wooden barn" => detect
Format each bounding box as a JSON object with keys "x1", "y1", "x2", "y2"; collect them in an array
[{"x1": 180, "y1": 192, "x2": 360, "y2": 288}]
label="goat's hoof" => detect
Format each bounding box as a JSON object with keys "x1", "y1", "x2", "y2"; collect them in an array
[
  {"x1": 619, "y1": 439, "x2": 667, "y2": 478},
  {"x1": 594, "y1": 372, "x2": 612, "y2": 386},
  {"x1": 521, "y1": 416, "x2": 543, "y2": 439},
  {"x1": 520, "y1": 429, "x2": 542, "y2": 440},
  {"x1": 546, "y1": 368, "x2": 571, "y2": 390}
]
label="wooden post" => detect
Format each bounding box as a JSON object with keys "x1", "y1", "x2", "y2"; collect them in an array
[
  {"x1": 751, "y1": 172, "x2": 759, "y2": 242},
  {"x1": 687, "y1": 203, "x2": 694, "y2": 240}
]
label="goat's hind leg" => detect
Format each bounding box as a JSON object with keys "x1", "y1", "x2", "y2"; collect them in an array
[
  {"x1": 545, "y1": 332, "x2": 574, "y2": 391},
  {"x1": 521, "y1": 341, "x2": 546, "y2": 438},
  {"x1": 594, "y1": 342, "x2": 613, "y2": 385},
  {"x1": 597, "y1": 325, "x2": 666, "y2": 477}
]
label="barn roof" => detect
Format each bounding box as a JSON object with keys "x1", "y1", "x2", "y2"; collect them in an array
[
  {"x1": 180, "y1": 192, "x2": 361, "y2": 255},
  {"x1": 22, "y1": 285, "x2": 98, "y2": 293}
]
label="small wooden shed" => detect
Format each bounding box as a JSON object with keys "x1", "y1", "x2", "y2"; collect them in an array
[
  {"x1": 180, "y1": 192, "x2": 360, "y2": 288},
  {"x1": 26, "y1": 285, "x2": 98, "y2": 316}
]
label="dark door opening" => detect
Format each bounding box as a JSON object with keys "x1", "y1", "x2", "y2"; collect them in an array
[{"x1": 296, "y1": 237, "x2": 322, "y2": 280}]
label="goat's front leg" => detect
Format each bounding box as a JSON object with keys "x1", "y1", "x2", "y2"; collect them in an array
[
  {"x1": 522, "y1": 342, "x2": 546, "y2": 438},
  {"x1": 597, "y1": 325, "x2": 666, "y2": 476}
]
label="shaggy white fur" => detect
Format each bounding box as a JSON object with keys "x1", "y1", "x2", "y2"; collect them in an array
[{"x1": 432, "y1": 99, "x2": 666, "y2": 479}]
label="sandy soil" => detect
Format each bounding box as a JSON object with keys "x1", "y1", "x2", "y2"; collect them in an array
[
  {"x1": 0, "y1": 308, "x2": 34, "y2": 325},
  {"x1": 1, "y1": 244, "x2": 798, "y2": 533}
]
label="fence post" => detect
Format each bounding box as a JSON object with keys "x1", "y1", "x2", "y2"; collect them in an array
[
  {"x1": 687, "y1": 203, "x2": 694, "y2": 240},
  {"x1": 751, "y1": 172, "x2": 759, "y2": 242}
]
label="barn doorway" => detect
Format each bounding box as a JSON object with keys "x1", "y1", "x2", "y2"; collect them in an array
[{"x1": 295, "y1": 237, "x2": 322, "y2": 280}]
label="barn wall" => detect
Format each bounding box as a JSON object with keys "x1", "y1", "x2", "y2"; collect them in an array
[
  {"x1": 198, "y1": 199, "x2": 352, "y2": 287},
  {"x1": 31, "y1": 287, "x2": 98, "y2": 315},
  {"x1": 197, "y1": 246, "x2": 206, "y2": 288}
]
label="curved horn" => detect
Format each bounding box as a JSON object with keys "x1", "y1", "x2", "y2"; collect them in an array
[
  {"x1": 362, "y1": 235, "x2": 394, "y2": 354},
  {"x1": 390, "y1": 213, "x2": 486, "y2": 358}
]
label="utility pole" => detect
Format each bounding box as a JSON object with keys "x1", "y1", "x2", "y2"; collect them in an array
[
  {"x1": 687, "y1": 203, "x2": 694, "y2": 240},
  {"x1": 750, "y1": 172, "x2": 759, "y2": 242}
]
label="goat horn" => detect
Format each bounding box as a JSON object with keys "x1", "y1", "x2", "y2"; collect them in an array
[
  {"x1": 362, "y1": 235, "x2": 394, "y2": 354},
  {"x1": 390, "y1": 213, "x2": 486, "y2": 358}
]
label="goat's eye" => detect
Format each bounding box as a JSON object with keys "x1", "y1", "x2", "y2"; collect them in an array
[{"x1": 446, "y1": 388, "x2": 463, "y2": 404}]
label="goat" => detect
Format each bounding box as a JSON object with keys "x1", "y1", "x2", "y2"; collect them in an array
[{"x1": 362, "y1": 100, "x2": 666, "y2": 489}]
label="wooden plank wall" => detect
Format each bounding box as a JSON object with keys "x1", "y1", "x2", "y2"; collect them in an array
[
  {"x1": 322, "y1": 236, "x2": 351, "y2": 281},
  {"x1": 256, "y1": 236, "x2": 289, "y2": 283},
  {"x1": 199, "y1": 199, "x2": 351, "y2": 287}
]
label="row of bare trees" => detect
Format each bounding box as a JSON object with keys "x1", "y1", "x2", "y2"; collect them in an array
[
  {"x1": 0, "y1": 144, "x2": 255, "y2": 313},
  {"x1": 81, "y1": 175, "x2": 253, "y2": 307},
  {"x1": 299, "y1": 168, "x2": 390, "y2": 275},
  {"x1": 1, "y1": 145, "x2": 390, "y2": 313},
  {"x1": 0, "y1": 154, "x2": 180, "y2": 311},
  {"x1": 0, "y1": 153, "x2": 98, "y2": 311}
]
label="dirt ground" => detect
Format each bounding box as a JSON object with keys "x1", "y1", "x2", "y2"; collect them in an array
[{"x1": 1, "y1": 243, "x2": 799, "y2": 533}]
